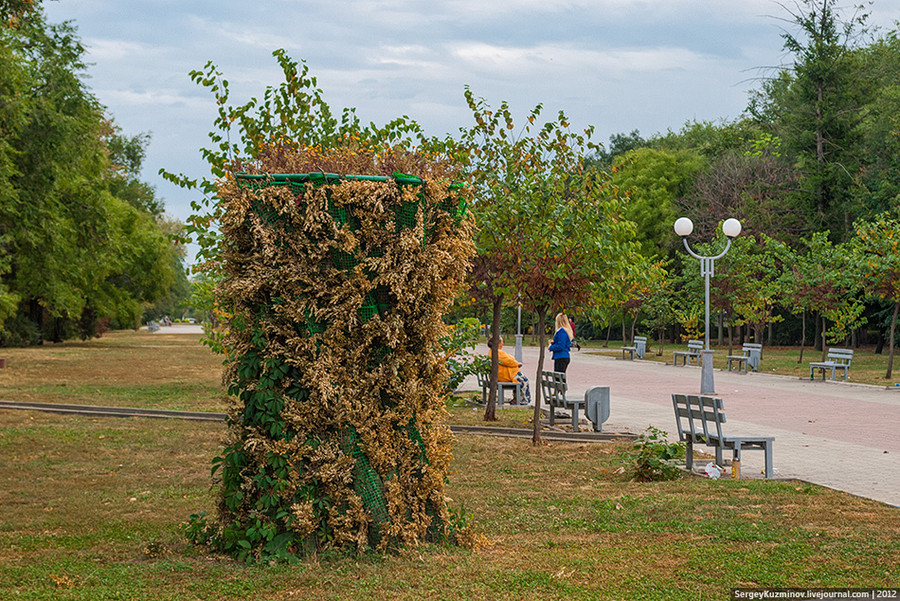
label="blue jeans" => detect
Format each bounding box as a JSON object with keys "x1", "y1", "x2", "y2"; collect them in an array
[{"x1": 514, "y1": 372, "x2": 532, "y2": 404}]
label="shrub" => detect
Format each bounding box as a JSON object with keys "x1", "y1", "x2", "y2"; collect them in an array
[{"x1": 629, "y1": 426, "x2": 686, "y2": 481}]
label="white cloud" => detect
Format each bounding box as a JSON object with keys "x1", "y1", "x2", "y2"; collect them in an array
[{"x1": 450, "y1": 42, "x2": 714, "y2": 76}]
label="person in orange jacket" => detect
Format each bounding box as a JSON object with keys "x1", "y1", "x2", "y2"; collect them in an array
[{"x1": 487, "y1": 336, "x2": 531, "y2": 405}]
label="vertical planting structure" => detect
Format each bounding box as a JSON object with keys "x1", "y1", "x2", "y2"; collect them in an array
[{"x1": 211, "y1": 171, "x2": 472, "y2": 559}]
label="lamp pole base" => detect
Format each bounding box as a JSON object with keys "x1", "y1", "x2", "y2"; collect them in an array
[
  {"x1": 700, "y1": 349, "x2": 715, "y2": 394},
  {"x1": 514, "y1": 334, "x2": 523, "y2": 363}
]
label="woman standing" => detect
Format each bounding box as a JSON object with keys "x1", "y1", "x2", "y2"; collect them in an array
[{"x1": 549, "y1": 312, "x2": 574, "y2": 373}]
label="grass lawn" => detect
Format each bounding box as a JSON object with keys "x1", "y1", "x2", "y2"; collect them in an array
[{"x1": 0, "y1": 331, "x2": 898, "y2": 600}]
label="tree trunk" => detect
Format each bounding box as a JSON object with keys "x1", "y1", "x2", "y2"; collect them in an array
[
  {"x1": 484, "y1": 294, "x2": 503, "y2": 422},
  {"x1": 727, "y1": 314, "x2": 734, "y2": 356},
  {"x1": 820, "y1": 316, "x2": 828, "y2": 362},
  {"x1": 798, "y1": 310, "x2": 806, "y2": 364},
  {"x1": 657, "y1": 327, "x2": 665, "y2": 356},
  {"x1": 532, "y1": 308, "x2": 548, "y2": 445},
  {"x1": 28, "y1": 298, "x2": 44, "y2": 345},
  {"x1": 717, "y1": 311, "x2": 724, "y2": 346},
  {"x1": 886, "y1": 300, "x2": 899, "y2": 379},
  {"x1": 814, "y1": 314, "x2": 823, "y2": 351},
  {"x1": 629, "y1": 312, "x2": 637, "y2": 342},
  {"x1": 604, "y1": 322, "x2": 611, "y2": 348},
  {"x1": 620, "y1": 314, "x2": 626, "y2": 345},
  {"x1": 768, "y1": 321, "x2": 774, "y2": 346}
]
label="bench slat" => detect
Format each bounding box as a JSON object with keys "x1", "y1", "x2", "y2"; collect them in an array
[{"x1": 672, "y1": 393, "x2": 773, "y2": 479}]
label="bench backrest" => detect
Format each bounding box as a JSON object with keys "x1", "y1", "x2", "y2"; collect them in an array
[
  {"x1": 827, "y1": 348, "x2": 854, "y2": 365},
  {"x1": 672, "y1": 393, "x2": 726, "y2": 445},
  {"x1": 633, "y1": 336, "x2": 647, "y2": 343},
  {"x1": 540, "y1": 370, "x2": 567, "y2": 402},
  {"x1": 743, "y1": 343, "x2": 763, "y2": 368},
  {"x1": 687, "y1": 339, "x2": 704, "y2": 351}
]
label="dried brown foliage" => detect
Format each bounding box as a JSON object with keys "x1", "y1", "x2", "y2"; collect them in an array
[{"x1": 210, "y1": 146, "x2": 475, "y2": 557}]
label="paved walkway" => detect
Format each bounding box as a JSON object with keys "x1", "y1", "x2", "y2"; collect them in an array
[{"x1": 460, "y1": 345, "x2": 900, "y2": 507}]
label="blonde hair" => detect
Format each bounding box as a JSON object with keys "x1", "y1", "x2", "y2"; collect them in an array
[{"x1": 555, "y1": 313, "x2": 574, "y2": 340}]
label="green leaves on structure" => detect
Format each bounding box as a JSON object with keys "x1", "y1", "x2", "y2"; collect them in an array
[{"x1": 194, "y1": 162, "x2": 475, "y2": 562}]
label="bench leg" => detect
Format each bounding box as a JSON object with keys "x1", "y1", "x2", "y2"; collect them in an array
[
  {"x1": 764, "y1": 441, "x2": 773, "y2": 479},
  {"x1": 732, "y1": 442, "x2": 742, "y2": 479},
  {"x1": 548, "y1": 399, "x2": 555, "y2": 427},
  {"x1": 571, "y1": 404, "x2": 579, "y2": 431},
  {"x1": 685, "y1": 441, "x2": 693, "y2": 471},
  {"x1": 715, "y1": 445, "x2": 723, "y2": 468}
]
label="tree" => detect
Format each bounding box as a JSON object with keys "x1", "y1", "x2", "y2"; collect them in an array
[
  {"x1": 0, "y1": 7, "x2": 178, "y2": 344},
  {"x1": 855, "y1": 31, "x2": 900, "y2": 215},
  {"x1": 455, "y1": 92, "x2": 636, "y2": 434},
  {"x1": 851, "y1": 214, "x2": 900, "y2": 377},
  {"x1": 791, "y1": 232, "x2": 865, "y2": 360},
  {"x1": 751, "y1": 0, "x2": 872, "y2": 240},
  {"x1": 678, "y1": 151, "x2": 803, "y2": 245},
  {"x1": 611, "y1": 147, "x2": 704, "y2": 259}
]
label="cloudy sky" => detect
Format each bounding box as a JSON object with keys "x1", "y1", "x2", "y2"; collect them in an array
[{"x1": 42, "y1": 0, "x2": 900, "y2": 265}]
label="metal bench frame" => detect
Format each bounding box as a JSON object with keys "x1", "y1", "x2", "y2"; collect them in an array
[
  {"x1": 540, "y1": 370, "x2": 585, "y2": 430},
  {"x1": 621, "y1": 335, "x2": 647, "y2": 360},
  {"x1": 673, "y1": 339, "x2": 704, "y2": 366},
  {"x1": 671, "y1": 393, "x2": 774, "y2": 479},
  {"x1": 809, "y1": 348, "x2": 853, "y2": 380},
  {"x1": 727, "y1": 342, "x2": 762, "y2": 373},
  {"x1": 476, "y1": 371, "x2": 522, "y2": 406}
]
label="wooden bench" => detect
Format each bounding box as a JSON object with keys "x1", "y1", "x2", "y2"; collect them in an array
[
  {"x1": 809, "y1": 348, "x2": 853, "y2": 381},
  {"x1": 671, "y1": 393, "x2": 774, "y2": 479},
  {"x1": 727, "y1": 343, "x2": 762, "y2": 373},
  {"x1": 476, "y1": 371, "x2": 522, "y2": 406},
  {"x1": 673, "y1": 339, "x2": 703, "y2": 366},
  {"x1": 621, "y1": 336, "x2": 647, "y2": 360}
]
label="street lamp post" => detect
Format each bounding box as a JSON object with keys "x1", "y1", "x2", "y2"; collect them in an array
[
  {"x1": 673, "y1": 217, "x2": 742, "y2": 394},
  {"x1": 515, "y1": 293, "x2": 523, "y2": 363}
]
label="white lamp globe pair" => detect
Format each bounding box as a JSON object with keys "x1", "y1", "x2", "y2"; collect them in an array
[{"x1": 674, "y1": 217, "x2": 742, "y2": 239}]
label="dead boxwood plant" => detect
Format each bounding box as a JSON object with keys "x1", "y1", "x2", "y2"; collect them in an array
[{"x1": 187, "y1": 145, "x2": 475, "y2": 562}]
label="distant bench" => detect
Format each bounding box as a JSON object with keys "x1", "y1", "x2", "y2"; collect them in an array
[
  {"x1": 621, "y1": 336, "x2": 647, "y2": 360},
  {"x1": 672, "y1": 393, "x2": 774, "y2": 479},
  {"x1": 476, "y1": 371, "x2": 522, "y2": 406},
  {"x1": 809, "y1": 348, "x2": 854, "y2": 381},
  {"x1": 540, "y1": 371, "x2": 609, "y2": 432},
  {"x1": 727, "y1": 343, "x2": 762, "y2": 373},
  {"x1": 673, "y1": 339, "x2": 703, "y2": 366}
]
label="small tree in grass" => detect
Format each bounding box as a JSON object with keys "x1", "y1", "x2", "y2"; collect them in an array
[
  {"x1": 454, "y1": 91, "x2": 637, "y2": 435},
  {"x1": 793, "y1": 232, "x2": 865, "y2": 360},
  {"x1": 851, "y1": 214, "x2": 900, "y2": 377}
]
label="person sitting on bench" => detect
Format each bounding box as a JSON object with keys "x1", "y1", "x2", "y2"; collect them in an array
[{"x1": 487, "y1": 337, "x2": 532, "y2": 405}]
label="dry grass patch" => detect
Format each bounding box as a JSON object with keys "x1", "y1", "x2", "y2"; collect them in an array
[{"x1": 0, "y1": 330, "x2": 225, "y2": 411}]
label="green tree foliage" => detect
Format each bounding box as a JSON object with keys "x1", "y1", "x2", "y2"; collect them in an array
[
  {"x1": 750, "y1": 0, "x2": 872, "y2": 240},
  {"x1": 455, "y1": 90, "x2": 636, "y2": 439},
  {"x1": 851, "y1": 214, "x2": 900, "y2": 377},
  {"x1": 611, "y1": 147, "x2": 705, "y2": 259},
  {"x1": 0, "y1": 7, "x2": 178, "y2": 344},
  {"x1": 678, "y1": 151, "x2": 802, "y2": 243},
  {"x1": 855, "y1": 31, "x2": 900, "y2": 214},
  {"x1": 791, "y1": 232, "x2": 865, "y2": 359}
]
